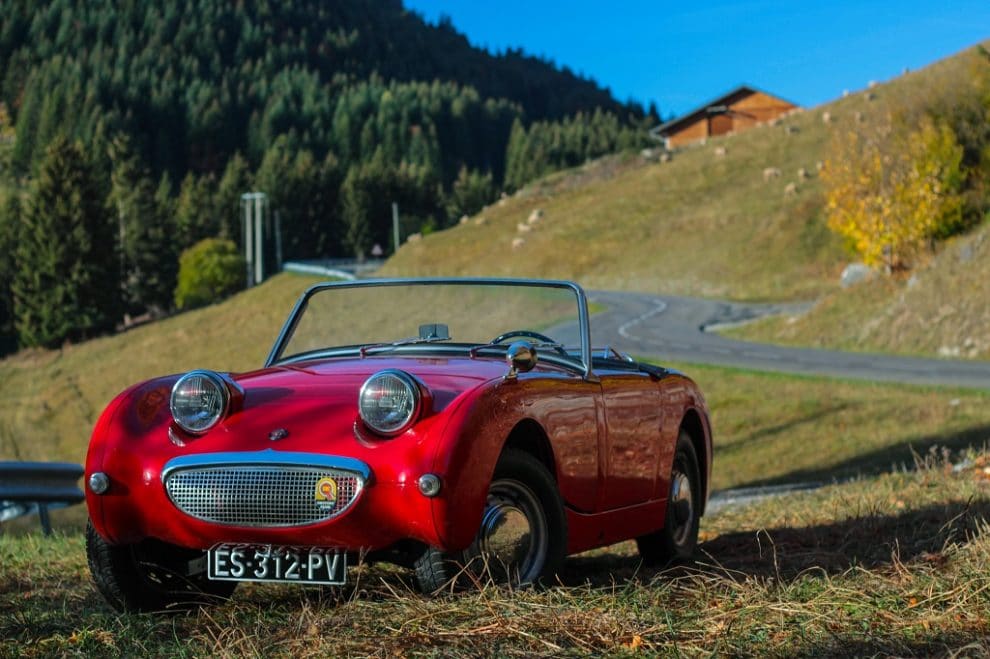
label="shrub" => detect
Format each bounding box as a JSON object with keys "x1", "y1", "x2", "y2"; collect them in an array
[
  {"x1": 822, "y1": 115, "x2": 964, "y2": 271},
  {"x1": 174, "y1": 238, "x2": 246, "y2": 310}
]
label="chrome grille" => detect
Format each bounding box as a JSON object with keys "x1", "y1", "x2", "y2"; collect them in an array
[{"x1": 165, "y1": 465, "x2": 364, "y2": 527}]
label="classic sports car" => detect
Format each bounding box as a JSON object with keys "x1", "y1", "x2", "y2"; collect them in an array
[{"x1": 85, "y1": 278, "x2": 712, "y2": 612}]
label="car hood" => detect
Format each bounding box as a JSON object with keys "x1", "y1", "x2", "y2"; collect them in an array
[{"x1": 173, "y1": 355, "x2": 509, "y2": 452}]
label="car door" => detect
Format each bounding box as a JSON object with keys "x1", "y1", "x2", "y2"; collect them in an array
[{"x1": 597, "y1": 367, "x2": 662, "y2": 510}]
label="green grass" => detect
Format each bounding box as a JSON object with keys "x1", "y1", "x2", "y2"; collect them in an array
[
  {"x1": 3, "y1": 451, "x2": 989, "y2": 656},
  {"x1": 723, "y1": 218, "x2": 990, "y2": 360},
  {"x1": 671, "y1": 361, "x2": 990, "y2": 490}
]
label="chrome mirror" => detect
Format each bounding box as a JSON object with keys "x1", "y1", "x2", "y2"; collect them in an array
[{"x1": 504, "y1": 341, "x2": 537, "y2": 380}]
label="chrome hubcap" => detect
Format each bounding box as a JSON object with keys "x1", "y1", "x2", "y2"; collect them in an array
[
  {"x1": 474, "y1": 478, "x2": 547, "y2": 584},
  {"x1": 670, "y1": 469, "x2": 694, "y2": 546}
]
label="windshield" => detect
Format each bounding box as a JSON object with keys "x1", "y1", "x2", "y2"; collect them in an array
[{"x1": 268, "y1": 279, "x2": 591, "y2": 373}]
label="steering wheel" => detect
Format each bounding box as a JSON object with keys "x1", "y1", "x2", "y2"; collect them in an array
[
  {"x1": 489, "y1": 330, "x2": 569, "y2": 355},
  {"x1": 489, "y1": 330, "x2": 557, "y2": 345}
]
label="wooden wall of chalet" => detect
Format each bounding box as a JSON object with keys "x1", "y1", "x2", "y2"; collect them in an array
[{"x1": 665, "y1": 90, "x2": 796, "y2": 148}]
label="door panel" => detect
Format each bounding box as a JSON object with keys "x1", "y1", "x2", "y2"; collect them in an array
[{"x1": 598, "y1": 372, "x2": 662, "y2": 510}]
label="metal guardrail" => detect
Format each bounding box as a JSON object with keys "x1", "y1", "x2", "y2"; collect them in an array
[
  {"x1": 283, "y1": 258, "x2": 386, "y2": 280},
  {"x1": 282, "y1": 262, "x2": 357, "y2": 281},
  {"x1": 0, "y1": 462, "x2": 85, "y2": 535}
]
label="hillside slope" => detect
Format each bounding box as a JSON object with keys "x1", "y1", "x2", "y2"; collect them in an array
[
  {"x1": 727, "y1": 218, "x2": 990, "y2": 359},
  {"x1": 382, "y1": 111, "x2": 842, "y2": 301},
  {"x1": 0, "y1": 274, "x2": 319, "y2": 463},
  {"x1": 382, "y1": 44, "x2": 988, "y2": 315}
]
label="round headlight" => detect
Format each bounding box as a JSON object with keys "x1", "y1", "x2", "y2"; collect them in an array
[
  {"x1": 170, "y1": 370, "x2": 230, "y2": 434},
  {"x1": 358, "y1": 370, "x2": 421, "y2": 437}
]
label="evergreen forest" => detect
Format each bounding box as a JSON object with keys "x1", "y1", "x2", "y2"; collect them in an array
[{"x1": 0, "y1": 0, "x2": 657, "y2": 353}]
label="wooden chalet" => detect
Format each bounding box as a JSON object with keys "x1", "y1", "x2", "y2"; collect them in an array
[{"x1": 651, "y1": 85, "x2": 798, "y2": 149}]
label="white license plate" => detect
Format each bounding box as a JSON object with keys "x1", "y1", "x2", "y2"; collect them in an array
[{"x1": 207, "y1": 544, "x2": 346, "y2": 585}]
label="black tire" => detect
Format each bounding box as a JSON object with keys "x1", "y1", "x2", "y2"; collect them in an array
[
  {"x1": 86, "y1": 521, "x2": 236, "y2": 613},
  {"x1": 637, "y1": 431, "x2": 702, "y2": 565},
  {"x1": 414, "y1": 449, "x2": 567, "y2": 593}
]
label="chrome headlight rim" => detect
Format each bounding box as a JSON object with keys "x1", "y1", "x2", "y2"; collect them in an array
[
  {"x1": 170, "y1": 369, "x2": 231, "y2": 435},
  {"x1": 358, "y1": 369, "x2": 422, "y2": 437}
]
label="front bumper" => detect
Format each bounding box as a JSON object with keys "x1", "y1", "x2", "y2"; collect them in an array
[{"x1": 88, "y1": 449, "x2": 441, "y2": 551}]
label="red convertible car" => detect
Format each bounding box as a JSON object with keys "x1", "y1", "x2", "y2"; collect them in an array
[{"x1": 85, "y1": 278, "x2": 712, "y2": 611}]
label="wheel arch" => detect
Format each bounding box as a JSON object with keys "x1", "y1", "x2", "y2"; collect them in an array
[
  {"x1": 501, "y1": 418, "x2": 557, "y2": 482},
  {"x1": 679, "y1": 408, "x2": 710, "y2": 514}
]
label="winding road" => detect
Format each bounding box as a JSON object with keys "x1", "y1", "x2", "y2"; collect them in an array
[{"x1": 565, "y1": 290, "x2": 990, "y2": 390}]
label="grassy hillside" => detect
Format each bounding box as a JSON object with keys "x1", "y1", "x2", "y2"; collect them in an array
[
  {"x1": 382, "y1": 111, "x2": 843, "y2": 301},
  {"x1": 0, "y1": 273, "x2": 320, "y2": 463},
  {"x1": 726, "y1": 218, "x2": 990, "y2": 359},
  {"x1": 4, "y1": 449, "x2": 989, "y2": 655},
  {"x1": 382, "y1": 44, "x2": 990, "y2": 336}
]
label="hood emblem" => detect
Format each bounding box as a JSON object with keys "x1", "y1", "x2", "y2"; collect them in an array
[{"x1": 268, "y1": 428, "x2": 289, "y2": 441}]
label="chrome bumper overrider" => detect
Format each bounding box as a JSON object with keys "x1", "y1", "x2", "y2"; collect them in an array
[{"x1": 162, "y1": 451, "x2": 371, "y2": 528}]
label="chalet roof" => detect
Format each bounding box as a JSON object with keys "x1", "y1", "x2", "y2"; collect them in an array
[{"x1": 651, "y1": 84, "x2": 798, "y2": 137}]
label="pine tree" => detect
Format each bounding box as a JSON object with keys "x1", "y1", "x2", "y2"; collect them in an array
[
  {"x1": 0, "y1": 193, "x2": 19, "y2": 354},
  {"x1": 445, "y1": 166, "x2": 494, "y2": 222},
  {"x1": 12, "y1": 137, "x2": 120, "y2": 347},
  {"x1": 341, "y1": 164, "x2": 372, "y2": 260},
  {"x1": 109, "y1": 134, "x2": 175, "y2": 314},
  {"x1": 174, "y1": 172, "x2": 218, "y2": 251},
  {"x1": 216, "y1": 153, "x2": 252, "y2": 243}
]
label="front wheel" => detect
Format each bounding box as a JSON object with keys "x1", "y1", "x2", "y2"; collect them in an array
[
  {"x1": 86, "y1": 522, "x2": 236, "y2": 613},
  {"x1": 636, "y1": 430, "x2": 702, "y2": 565},
  {"x1": 414, "y1": 449, "x2": 566, "y2": 593}
]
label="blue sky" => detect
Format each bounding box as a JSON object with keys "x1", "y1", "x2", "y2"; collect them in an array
[{"x1": 404, "y1": 1, "x2": 990, "y2": 117}]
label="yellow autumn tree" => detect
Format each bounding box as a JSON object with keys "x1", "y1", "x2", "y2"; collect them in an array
[{"x1": 822, "y1": 115, "x2": 964, "y2": 271}]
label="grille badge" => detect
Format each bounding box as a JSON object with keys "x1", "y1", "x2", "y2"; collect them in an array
[{"x1": 269, "y1": 428, "x2": 289, "y2": 441}]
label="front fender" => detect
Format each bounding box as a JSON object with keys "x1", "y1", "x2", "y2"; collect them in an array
[
  {"x1": 427, "y1": 377, "x2": 536, "y2": 551},
  {"x1": 425, "y1": 372, "x2": 602, "y2": 552},
  {"x1": 85, "y1": 375, "x2": 180, "y2": 543}
]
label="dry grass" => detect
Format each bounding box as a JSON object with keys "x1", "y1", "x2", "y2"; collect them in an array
[
  {"x1": 3, "y1": 450, "x2": 989, "y2": 656},
  {"x1": 724, "y1": 219, "x2": 990, "y2": 360}
]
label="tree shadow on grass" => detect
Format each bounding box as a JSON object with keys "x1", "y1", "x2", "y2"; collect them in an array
[
  {"x1": 559, "y1": 498, "x2": 990, "y2": 586},
  {"x1": 696, "y1": 498, "x2": 990, "y2": 580},
  {"x1": 731, "y1": 422, "x2": 990, "y2": 490},
  {"x1": 720, "y1": 402, "x2": 858, "y2": 453}
]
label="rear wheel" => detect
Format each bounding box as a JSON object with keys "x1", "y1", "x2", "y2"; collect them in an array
[
  {"x1": 414, "y1": 449, "x2": 566, "y2": 593},
  {"x1": 637, "y1": 431, "x2": 701, "y2": 565},
  {"x1": 86, "y1": 522, "x2": 236, "y2": 613}
]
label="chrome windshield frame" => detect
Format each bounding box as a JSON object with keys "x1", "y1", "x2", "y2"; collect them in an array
[{"x1": 265, "y1": 278, "x2": 597, "y2": 381}]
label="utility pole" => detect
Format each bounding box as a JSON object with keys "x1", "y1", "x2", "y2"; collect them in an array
[
  {"x1": 242, "y1": 195, "x2": 253, "y2": 289},
  {"x1": 240, "y1": 192, "x2": 269, "y2": 287},
  {"x1": 274, "y1": 210, "x2": 283, "y2": 272},
  {"x1": 253, "y1": 193, "x2": 264, "y2": 285},
  {"x1": 392, "y1": 202, "x2": 400, "y2": 254}
]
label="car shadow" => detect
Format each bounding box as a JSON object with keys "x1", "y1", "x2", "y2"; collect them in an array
[
  {"x1": 729, "y1": 422, "x2": 990, "y2": 489},
  {"x1": 558, "y1": 498, "x2": 990, "y2": 586}
]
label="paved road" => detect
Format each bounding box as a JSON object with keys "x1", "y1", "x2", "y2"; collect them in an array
[{"x1": 570, "y1": 290, "x2": 990, "y2": 390}]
